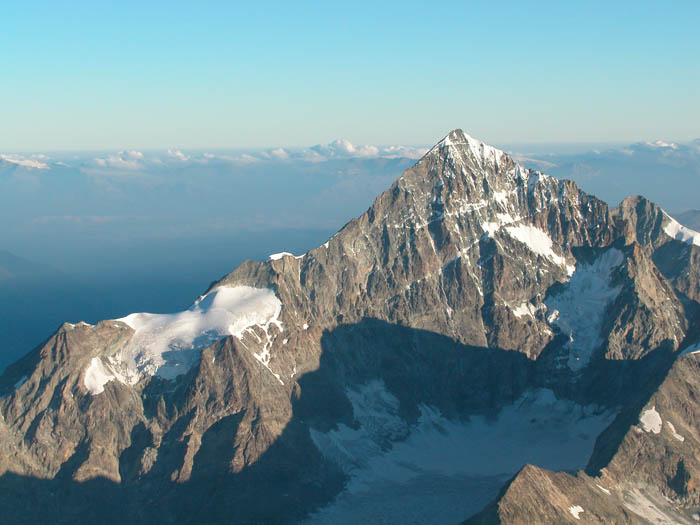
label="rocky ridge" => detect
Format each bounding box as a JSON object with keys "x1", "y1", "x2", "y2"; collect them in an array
[{"x1": 0, "y1": 129, "x2": 699, "y2": 523}]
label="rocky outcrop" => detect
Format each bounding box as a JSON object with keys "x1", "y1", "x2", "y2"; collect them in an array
[
  {"x1": 466, "y1": 350, "x2": 700, "y2": 525},
  {"x1": 464, "y1": 464, "x2": 645, "y2": 525},
  {"x1": 615, "y1": 195, "x2": 700, "y2": 303}
]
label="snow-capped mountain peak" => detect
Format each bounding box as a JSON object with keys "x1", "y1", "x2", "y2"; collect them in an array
[{"x1": 1, "y1": 129, "x2": 700, "y2": 524}]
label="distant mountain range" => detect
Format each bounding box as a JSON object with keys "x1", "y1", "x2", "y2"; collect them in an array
[
  {"x1": 1, "y1": 130, "x2": 699, "y2": 523},
  {"x1": 514, "y1": 138, "x2": 700, "y2": 213}
]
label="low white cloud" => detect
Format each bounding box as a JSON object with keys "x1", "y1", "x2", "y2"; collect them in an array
[
  {"x1": 0, "y1": 153, "x2": 49, "y2": 170},
  {"x1": 167, "y1": 149, "x2": 190, "y2": 162},
  {"x1": 252, "y1": 139, "x2": 428, "y2": 163},
  {"x1": 311, "y1": 138, "x2": 371, "y2": 157},
  {"x1": 92, "y1": 150, "x2": 146, "y2": 170},
  {"x1": 296, "y1": 149, "x2": 325, "y2": 162},
  {"x1": 378, "y1": 144, "x2": 429, "y2": 159},
  {"x1": 242, "y1": 139, "x2": 428, "y2": 163},
  {"x1": 269, "y1": 148, "x2": 290, "y2": 160},
  {"x1": 638, "y1": 140, "x2": 679, "y2": 150},
  {"x1": 234, "y1": 153, "x2": 262, "y2": 164},
  {"x1": 10, "y1": 138, "x2": 429, "y2": 180},
  {"x1": 310, "y1": 139, "x2": 424, "y2": 159},
  {"x1": 623, "y1": 140, "x2": 700, "y2": 166}
]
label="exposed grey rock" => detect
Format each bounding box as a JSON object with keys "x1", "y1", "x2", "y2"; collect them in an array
[
  {"x1": 466, "y1": 351, "x2": 700, "y2": 524},
  {"x1": 0, "y1": 129, "x2": 698, "y2": 523}
]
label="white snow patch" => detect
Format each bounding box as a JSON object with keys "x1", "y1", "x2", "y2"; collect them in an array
[
  {"x1": 113, "y1": 286, "x2": 282, "y2": 383},
  {"x1": 452, "y1": 198, "x2": 489, "y2": 216},
  {"x1": 478, "y1": 211, "x2": 520, "y2": 238},
  {"x1": 482, "y1": 221, "x2": 501, "y2": 237},
  {"x1": 527, "y1": 171, "x2": 549, "y2": 192},
  {"x1": 303, "y1": 323, "x2": 309, "y2": 330},
  {"x1": 84, "y1": 357, "x2": 126, "y2": 395},
  {"x1": 309, "y1": 382, "x2": 615, "y2": 523},
  {"x1": 666, "y1": 421, "x2": 685, "y2": 442},
  {"x1": 434, "y1": 130, "x2": 505, "y2": 171},
  {"x1": 492, "y1": 190, "x2": 508, "y2": 204},
  {"x1": 640, "y1": 406, "x2": 662, "y2": 434},
  {"x1": 596, "y1": 484, "x2": 611, "y2": 495},
  {"x1": 269, "y1": 252, "x2": 293, "y2": 260},
  {"x1": 569, "y1": 505, "x2": 584, "y2": 520},
  {"x1": 664, "y1": 213, "x2": 700, "y2": 246},
  {"x1": 245, "y1": 311, "x2": 285, "y2": 385},
  {"x1": 503, "y1": 224, "x2": 574, "y2": 274},
  {"x1": 511, "y1": 301, "x2": 538, "y2": 319},
  {"x1": 545, "y1": 248, "x2": 624, "y2": 371},
  {"x1": 516, "y1": 165, "x2": 528, "y2": 180},
  {"x1": 623, "y1": 487, "x2": 692, "y2": 525},
  {"x1": 680, "y1": 340, "x2": 700, "y2": 355},
  {"x1": 496, "y1": 212, "x2": 518, "y2": 225},
  {"x1": 464, "y1": 133, "x2": 504, "y2": 169}
]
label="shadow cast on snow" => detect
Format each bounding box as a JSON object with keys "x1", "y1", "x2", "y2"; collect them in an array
[{"x1": 0, "y1": 318, "x2": 678, "y2": 524}]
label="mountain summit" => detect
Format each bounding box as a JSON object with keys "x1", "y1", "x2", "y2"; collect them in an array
[{"x1": 1, "y1": 130, "x2": 700, "y2": 523}]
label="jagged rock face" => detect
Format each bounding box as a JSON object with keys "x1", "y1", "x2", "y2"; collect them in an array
[
  {"x1": 222, "y1": 130, "x2": 617, "y2": 361},
  {"x1": 601, "y1": 353, "x2": 700, "y2": 505},
  {"x1": 0, "y1": 129, "x2": 699, "y2": 523},
  {"x1": 0, "y1": 321, "x2": 136, "y2": 480},
  {"x1": 466, "y1": 352, "x2": 700, "y2": 525},
  {"x1": 615, "y1": 195, "x2": 700, "y2": 304},
  {"x1": 602, "y1": 243, "x2": 687, "y2": 360},
  {"x1": 464, "y1": 464, "x2": 646, "y2": 525}
]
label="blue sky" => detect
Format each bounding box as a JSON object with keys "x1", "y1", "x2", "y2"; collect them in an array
[{"x1": 2, "y1": 1, "x2": 699, "y2": 151}]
